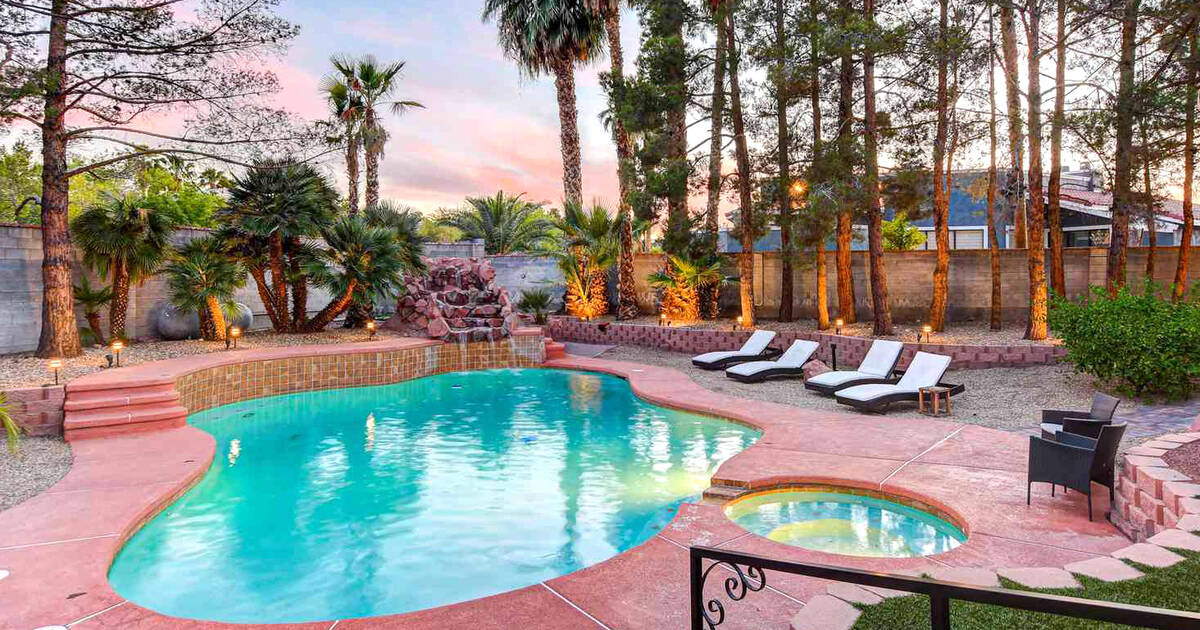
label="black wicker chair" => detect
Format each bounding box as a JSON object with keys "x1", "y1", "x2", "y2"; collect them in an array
[
  {"x1": 1027, "y1": 422, "x2": 1126, "y2": 521},
  {"x1": 1039, "y1": 393, "x2": 1120, "y2": 440}
]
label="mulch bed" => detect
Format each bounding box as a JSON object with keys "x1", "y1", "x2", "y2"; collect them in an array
[{"x1": 1164, "y1": 440, "x2": 1200, "y2": 481}]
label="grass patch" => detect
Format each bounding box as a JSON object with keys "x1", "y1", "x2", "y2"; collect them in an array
[{"x1": 852, "y1": 550, "x2": 1200, "y2": 629}]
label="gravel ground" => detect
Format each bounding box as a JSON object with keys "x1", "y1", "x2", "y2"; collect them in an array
[
  {"x1": 0, "y1": 437, "x2": 71, "y2": 511},
  {"x1": 1165, "y1": 441, "x2": 1200, "y2": 481},
  {"x1": 598, "y1": 345, "x2": 1137, "y2": 434},
  {"x1": 0, "y1": 328, "x2": 403, "y2": 390},
  {"x1": 591, "y1": 315, "x2": 1061, "y2": 347}
]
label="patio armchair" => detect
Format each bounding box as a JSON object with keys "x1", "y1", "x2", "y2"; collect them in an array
[
  {"x1": 1026, "y1": 422, "x2": 1126, "y2": 521},
  {"x1": 1040, "y1": 393, "x2": 1120, "y2": 440}
]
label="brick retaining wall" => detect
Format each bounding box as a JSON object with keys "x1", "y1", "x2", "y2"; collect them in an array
[
  {"x1": 3, "y1": 385, "x2": 65, "y2": 437},
  {"x1": 545, "y1": 316, "x2": 1066, "y2": 369},
  {"x1": 1113, "y1": 430, "x2": 1200, "y2": 541}
]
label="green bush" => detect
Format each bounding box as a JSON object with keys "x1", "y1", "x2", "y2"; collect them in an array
[
  {"x1": 516, "y1": 288, "x2": 554, "y2": 325},
  {"x1": 1049, "y1": 284, "x2": 1200, "y2": 400}
]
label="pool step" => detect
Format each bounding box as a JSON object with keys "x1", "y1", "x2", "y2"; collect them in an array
[
  {"x1": 702, "y1": 484, "x2": 745, "y2": 504},
  {"x1": 64, "y1": 382, "x2": 186, "y2": 442},
  {"x1": 545, "y1": 339, "x2": 567, "y2": 360}
]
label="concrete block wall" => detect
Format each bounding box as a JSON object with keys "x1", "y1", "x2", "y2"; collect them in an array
[
  {"x1": 1113, "y1": 429, "x2": 1200, "y2": 541},
  {"x1": 3, "y1": 385, "x2": 65, "y2": 437},
  {"x1": 488, "y1": 255, "x2": 565, "y2": 310}
]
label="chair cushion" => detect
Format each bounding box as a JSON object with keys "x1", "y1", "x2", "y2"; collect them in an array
[
  {"x1": 806, "y1": 370, "x2": 873, "y2": 387},
  {"x1": 693, "y1": 350, "x2": 740, "y2": 364},
  {"x1": 1040, "y1": 422, "x2": 1062, "y2": 436},
  {"x1": 896, "y1": 352, "x2": 952, "y2": 389},
  {"x1": 858, "y1": 340, "x2": 904, "y2": 377},
  {"x1": 837, "y1": 383, "x2": 905, "y2": 402},
  {"x1": 740, "y1": 329, "x2": 776, "y2": 355},
  {"x1": 726, "y1": 361, "x2": 782, "y2": 377},
  {"x1": 777, "y1": 340, "x2": 819, "y2": 368}
]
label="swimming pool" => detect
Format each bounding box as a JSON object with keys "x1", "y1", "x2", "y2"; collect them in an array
[
  {"x1": 107, "y1": 368, "x2": 758, "y2": 623},
  {"x1": 725, "y1": 488, "x2": 966, "y2": 558}
]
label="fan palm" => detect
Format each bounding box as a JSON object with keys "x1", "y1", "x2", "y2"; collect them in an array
[
  {"x1": 220, "y1": 160, "x2": 338, "y2": 331},
  {"x1": 1, "y1": 392, "x2": 19, "y2": 454},
  {"x1": 73, "y1": 276, "x2": 112, "y2": 346},
  {"x1": 71, "y1": 195, "x2": 176, "y2": 341},
  {"x1": 482, "y1": 0, "x2": 606, "y2": 205},
  {"x1": 165, "y1": 237, "x2": 246, "y2": 341},
  {"x1": 342, "y1": 201, "x2": 429, "y2": 326},
  {"x1": 330, "y1": 55, "x2": 424, "y2": 208},
  {"x1": 436, "y1": 191, "x2": 555, "y2": 254},
  {"x1": 550, "y1": 201, "x2": 617, "y2": 318},
  {"x1": 320, "y1": 71, "x2": 365, "y2": 213},
  {"x1": 648, "y1": 254, "x2": 724, "y2": 323},
  {"x1": 302, "y1": 216, "x2": 423, "y2": 332}
]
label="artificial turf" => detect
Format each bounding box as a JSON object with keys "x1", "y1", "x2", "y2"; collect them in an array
[{"x1": 851, "y1": 550, "x2": 1200, "y2": 629}]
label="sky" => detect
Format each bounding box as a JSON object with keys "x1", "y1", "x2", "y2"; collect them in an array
[{"x1": 273, "y1": 0, "x2": 641, "y2": 213}]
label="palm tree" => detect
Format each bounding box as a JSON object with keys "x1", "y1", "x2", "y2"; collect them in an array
[
  {"x1": 483, "y1": 0, "x2": 607, "y2": 206},
  {"x1": 302, "y1": 216, "x2": 425, "y2": 332},
  {"x1": 436, "y1": 191, "x2": 555, "y2": 254},
  {"x1": 220, "y1": 160, "x2": 338, "y2": 332},
  {"x1": 648, "y1": 255, "x2": 724, "y2": 323},
  {"x1": 71, "y1": 195, "x2": 175, "y2": 341},
  {"x1": 73, "y1": 276, "x2": 112, "y2": 346},
  {"x1": 330, "y1": 56, "x2": 424, "y2": 208},
  {"x1": 553, "y1": 201, "x2": 618, "y2": 318},
  {"x1": 345, "y1": 201, "x2": 429, "y2": 325},
  {"x1": 320, "y1": 69, "x2": 364, "y2": 214},
  {"x1": 1, "y1": 392, "x2": 19, "y2": 454},
  {"x1": 165, "y1": 237, "x2": 246, "y2": 341}
]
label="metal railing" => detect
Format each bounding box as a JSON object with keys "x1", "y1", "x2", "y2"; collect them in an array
[{"x1": 689, "y1": 545, "x2": 1200, "y2": 630}]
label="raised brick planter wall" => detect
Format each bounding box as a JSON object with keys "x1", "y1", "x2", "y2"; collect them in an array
[
  {"x1": 3, "y1": 385, "x2": 65, "y2": 437},
  {"x1": 545, "y1": 317, "x2": 1065, "y2": 369},
  {"x1": 1113, "y1": 428, "x2": 1200, "y2": 541}
]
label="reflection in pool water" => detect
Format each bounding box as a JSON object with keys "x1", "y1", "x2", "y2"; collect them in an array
[
  {"x1": 107, "y1": 368, "x2": 758, "y2": 623},
  {"x1": 725, "y1": 490, "x2": 966, "y2": 558}
]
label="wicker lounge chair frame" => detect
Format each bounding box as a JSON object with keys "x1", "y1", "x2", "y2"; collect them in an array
[
  {"x1": 691, "y1": 331, "x2": 782, "y2": 370},
  {"x1": 1039, "y1": 393, "x2": 1120, "y2": 440},
  {"x1": 725, "y1": 340, "x2": 820, "y2": 383},
  {"x1": 1027, "y1": 422, "x2": 1126, "y2": 520},
  {"x1": 803, "y1": 340, "x2": 905, "y2": 395}
]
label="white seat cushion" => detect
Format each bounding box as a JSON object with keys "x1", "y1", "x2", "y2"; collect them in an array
[
  {"x1": 896, "y1": 352, "x2": 952, "y2": 389},
  {"x1": 740, "y1": 329, "x2": 777, "y2": 355},
  {"x1": 693, "y1": 350, "x2": 740, "y2": 364},
  {"x1": 837, "y1": 383, "x2": 908, "y2": 402},
  {"x1": 777, "y1": 340, "x2": 819, "y2": 368},
  {"x1": 725, "y1": 361, "x2": 781, "y2": 377},
  {"x1": 858, "y1": 340, "x2": 905, "y2": 377},
  {"x1": 806, "y1": 370, "x2": 873, "y2": 387},
  {"x1": 1040, "y1": 422, "x2": 1061, "y2": 435}
]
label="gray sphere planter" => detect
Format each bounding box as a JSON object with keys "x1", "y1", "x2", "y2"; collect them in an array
[{"x1": 151, "y1": 303, "x2": 200, "y2": 340}]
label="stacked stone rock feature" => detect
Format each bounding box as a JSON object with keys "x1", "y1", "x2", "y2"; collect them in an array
[{"x1": 386, "y1": 258, "x2": 521, "y2": 342}]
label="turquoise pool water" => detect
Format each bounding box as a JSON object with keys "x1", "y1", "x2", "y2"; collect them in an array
[
  {"x1": 108, "y1": 368, "x2": 758, "y2": 623},
  {"x1": 725, "y1": 490, "x2": 966, "y2": 558}
]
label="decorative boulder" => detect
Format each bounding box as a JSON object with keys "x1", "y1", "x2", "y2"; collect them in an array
[
  {"x1": 227, "y1": 303, "x2": 253, "y2": 331},
  {"x1": 151, "y1": 303, "x2": 201, "y2": 340},
  {"x1": 385, "y1": 257, "x2": 519, "y2": 342}
]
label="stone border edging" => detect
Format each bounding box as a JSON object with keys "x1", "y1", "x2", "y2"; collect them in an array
[
  {"x1": 2, "y1": 385, "x2": 64, "y2": 436},
  {"x1": 1114, "y1": 430, "x2": 1200, "y2": 540},
  {"x1": 546, "y1": 316, "x2": 1066, "y2": 370}
]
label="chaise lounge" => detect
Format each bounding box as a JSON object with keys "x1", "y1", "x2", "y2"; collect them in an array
[
  {"x1": 803, "y1": 339, "x2": 905, "y2": 395},
  {"x1": 724, "y1": 339, "x2": 820, "y2": 383},
  {"x1": 691, "y1": 330, "x2": 781, "y2": 370},
  {"x1": 834, "y1": 351, "x2": 964, "y2": 413}
]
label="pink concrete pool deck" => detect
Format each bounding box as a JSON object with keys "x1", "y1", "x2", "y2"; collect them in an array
[{"x1": 0, "y1": 349, "x2": 1153, "y2": 630}]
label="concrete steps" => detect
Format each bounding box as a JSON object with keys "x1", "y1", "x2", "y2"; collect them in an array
[
  {"x1": 545, "y1": 339, "x2": 567, "y2": 360},
  {"x1": 64, "y1": 382, "x2": 186, "y2": 441}
]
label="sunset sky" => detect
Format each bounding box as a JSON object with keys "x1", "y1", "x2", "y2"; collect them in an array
[{"x1": 274, "y1": 0, "x2": 640, "y2": 213}]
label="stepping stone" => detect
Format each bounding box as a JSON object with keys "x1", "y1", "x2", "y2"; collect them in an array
[
  {"x1": 827, "y1": 583, "x2": 883, "y2": 605},
  {"x1": 1159, "y1": 433, "x2": 1200, "y2": 444},
  {"x1": 1126, "y1": 446, "x2": 1168, "y2": 457},
  {"x1": 789, "y1": 594, "x2": 861, "y2": 630},
  {"x1": 1064, "y1": 557, "x2": 1143, "y2": 582},
  {"x1": 1147, "y1": 529, "x2": 1200, "y2": 552},
  {"x1": 861, "y1": 584, "x2": 913, "y2": 600},
  {"x1": 1141, "y1": 440, "x2": 1184, "y2": 450},
  {"x1": 1125, "y1": 455, "x2": 1169, "y2": 468},
  {"x1": 1177, "y1": 515, "x2": 1200, "y2": 532},
  {"x1": 996, "y1": 567, "x2": 1081, "y2": 589},
  {"x1": 1111, "y1": 543, "x2": 1186, "y2": 568},
  {"x1": 927, "y1": 567, "x2": 1001, "y2": 588}
]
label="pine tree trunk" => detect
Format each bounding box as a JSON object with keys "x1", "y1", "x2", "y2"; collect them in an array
[
  {"x1": 726, "y1": 9, "x2": 755, "y2": 328},
  {"x1": 1143, "y1": 129, "x2": 1155, "y2": 279},
  {"x1": 1026, "y1": 0, "x2": 1049, "y2": 340},
  {"x1": 346, "y1": 133, "x2": 361, "y2": 215},
  {"x1": 1047, "y1": 0, "x2": 1067, "y2": 296},
  {"x1": 304, "y1": 282, "x2": 358, "y2": 332},
  {"x1": 553, "y1": 55, "x2": 584, "y2": 207},
  {"x1": 929, "y1": 0, "x2": 951, "y2": 332},
  {"x1": 836, "y1": 0, "x2": 857, "y2": 324},
  {"x1": 35, "y1": 0, "x2": 82, "y2": 359},
  {"x1": 1000, "y1": 6, "x2": 1026, "y2": 249},
  {"x1": 704, "y1": 16, "x2": 727, "y2": 321},
  {"x1": 775, "y1": 0, "x2": 794, "y2": 322},
  {"x1": 206, "y1": 296, "x2": 227, "y2": 341},
  {"x1": 988, "y1": 4, "x2": 1003, "y2": 330},
  {"x1": 1174, "y1": 24, "x2": 1196, "y2": 301},
  {"x1": 863, "y1": 0, "x2": 891, "y2": 335},
  {"x1": 109, "y1": 258, "x2": 130, "y2": 341},
  {"x1": 665, "y1": 9, "x2": 690, "y2": 257},
  {"x1": 1107, "y1": 0, "x2": 1139, "y2": 295},
  {"x1": 608, "y1": 11, "x2": 640, "y2": 321},
  {"x1": 811, "y1": 0, "x2": 830, "y2": 331}
]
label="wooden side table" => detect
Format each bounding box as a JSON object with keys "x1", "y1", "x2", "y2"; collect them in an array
[{"x1": 919, "y1": 386, "x2": 952, "y2": 416}]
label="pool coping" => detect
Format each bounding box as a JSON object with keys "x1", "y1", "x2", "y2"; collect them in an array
[{"x1": 0, "y1": 347, "x2": 1148, "y2": 629}]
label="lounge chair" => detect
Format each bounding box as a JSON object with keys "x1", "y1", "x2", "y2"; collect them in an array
[
  {"x1": 803, "y1": 339, "x2": 905, "y2": 395},
  {"x1": 725, "y1": 339, "x2": 820, "y2": 383},
  {"x1": 1040, "y1": 393, "x2": 1120, "y2": 440},
  {"x1": 834, "y1": 351, "x2": 964, "y2": 412},
  {"x1": 1027, "y1": 422, "x2": 1126, "y2": 520},
  {"x1": 691, "y1": 330, "x2": 781, "y2": 370}
]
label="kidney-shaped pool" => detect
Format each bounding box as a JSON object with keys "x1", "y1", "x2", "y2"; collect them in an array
[{"x1": 108, "y1": 368, "x2": 759, "y2": 623}]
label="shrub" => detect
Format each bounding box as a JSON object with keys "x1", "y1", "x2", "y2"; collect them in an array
[
  {"x1": 1, "y1": 392, "x2": 19, "y2": 454},
  {"x1": 1049, "y1": 284, "x2": 1200, "y2": 400},
  {"x1": 516, "y1": 288, "x2": 554, "y2": 324}
]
